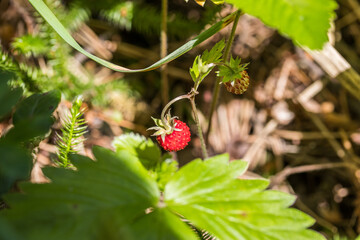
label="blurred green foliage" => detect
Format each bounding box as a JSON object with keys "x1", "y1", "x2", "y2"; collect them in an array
[{"x1": 0, "y1": 70, "x2": 61, "y2": 197}]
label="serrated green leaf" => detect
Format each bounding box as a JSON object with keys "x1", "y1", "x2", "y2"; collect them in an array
[
  {"x1": 164, "y1": 154, "x2": 325, "y2": 240},
  {"x1": 0, "y1": 143, "x2": 32, "y2": 197},
  {"x1": 112, "y1": 133, "x2": 161, "y2": 169},
  {"x1": 226, "y1": 0, "x2": 337, "y2": 49},
  {"x1": 154, "y1": 158, "x2": 178, "y2": 191},
  {"x1": 190, "y1": 55, "x2": 214, "y2": 84},
  {"x1": 190, "y1": 56, "x2": 200, "y2": 82},
  {"x1": 165, "y1": 154, "x2": 249, "y2": 202},
  {"x1": 0, "y1": 71, "x2": 22, "y2": 119},
  {"x1": 124, "y1": 208, "x2": 198, "y2": 240},
  {"x1": 217, "y1": 56, "x2": 247, "y2": 83},
  {"x1": 202, "y1": 39, "x2": 225, "y2": 64},
  {"x1": 28, "y1": 0, "x2": 236, "y2": 73},
  {"x1": 13, "y1": 90, "x2": 61, "y2": 125},
  {"x1": 190, "y1": 41, "x2": 225, "y2": 84},
  {"x1": 2, "y1": 147, "x2": 160, "y2": 240}
]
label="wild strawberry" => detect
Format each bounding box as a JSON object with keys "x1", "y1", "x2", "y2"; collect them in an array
[
  {"x1": 224, "y1": 70, "x2": 250, "y2": 95},
  {"x1": 148, "y1": 113, "x2": 191, "y2": 152}
]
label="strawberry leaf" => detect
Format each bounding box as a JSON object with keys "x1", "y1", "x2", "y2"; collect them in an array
[
  {"x1": 112, "y1": 133, "x2": 161, "y2": 170},
  {"x1": 1, "y1": 146, "x2": 200, "y2": 239},
  {"x1": 217, "y1": 56, "x2": 247, "y2": 83},
  {"x1": 2, "y1": 147, "x2": 161, "y2": 240},
  {"x1": 189, "y1": 55, "x2": 201, "y2": 82},
  {"x1": 225, "y1": 0, "x2": 337, "y2": 49},
  {"x1": 164, "y1": 154, "x2": 325, "y2": 240},
  {"x1": 153, "y1": 158, "x2": 178, "y2": 191},
  {"x1": 190, "y1": 40, "x2": 225, "y2": 84},
  {"x1": 201, "y1": 39, "x2": 225, "y2": 65},
  {"x1": 126, "y1": 208, "x2": 197, "y2": 240}
]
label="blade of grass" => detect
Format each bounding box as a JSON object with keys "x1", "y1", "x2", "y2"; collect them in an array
[{"x1": 29, "y1": 0, "x2": 236, "y2": 73}]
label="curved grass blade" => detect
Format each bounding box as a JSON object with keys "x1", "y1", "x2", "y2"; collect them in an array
[{"x1": 28, "y1": 0, "x2": 236, "y2": 73}]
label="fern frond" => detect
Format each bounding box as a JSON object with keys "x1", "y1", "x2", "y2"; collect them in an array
[{"x1": 56, "y1": 96, "x2": 88, "y2": 168}]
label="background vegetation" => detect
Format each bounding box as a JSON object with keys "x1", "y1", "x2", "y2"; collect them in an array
[{"x1": 1, "y1": 0, "x2": 360, "y2": 239}]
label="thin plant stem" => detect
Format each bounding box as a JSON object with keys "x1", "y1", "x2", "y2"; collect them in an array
[
  {"x1": 161, "y1": 94, "x2": 190, "y2": 123},
  {"x1": 159, "y1": 89, "x2": 209, "y2": 159},
  {"x1": 161, "y1": 0, "x2": 169, "y2": 106},
  {"x1": 206, "y1": 10, "x2": 242, "y2": 143},
  {"x1": 189, "y1": 93, "x2": 209, "y2": 159}
]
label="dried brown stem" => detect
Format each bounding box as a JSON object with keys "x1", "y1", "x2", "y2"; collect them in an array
[{"x1": 270, "y1": 162, "x2": 351, "y2": 186}]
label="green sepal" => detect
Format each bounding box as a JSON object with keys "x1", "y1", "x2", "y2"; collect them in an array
[
  {"x1": 217, "y1": 56, "x2": 248, "y2": 83},
  {"x1": 190, "y1": 40, "x2": 225, "y2": 84}
]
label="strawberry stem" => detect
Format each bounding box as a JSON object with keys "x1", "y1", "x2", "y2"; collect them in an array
[
  {"x1": 161, "y1": 94, "x2": 190, "y2": 125},
  {"x1": 206, "y1": 10, "x2": 242, "y2": 144},
  {"x1": 189, "y1": 89, "x2": 209, "y2": 159},
  {"x1": 159, "y1": 88, "x2": 208, "y2": 159}
]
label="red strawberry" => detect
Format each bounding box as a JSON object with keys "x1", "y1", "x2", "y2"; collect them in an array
[
  {"x1": 224, "y1": 70, "x2": 250, "y2": 95},
  {"x1": 148, "y1": 114, "x2": 191, "y2": 152},
  {"x1": 156, "y1": 119, "x2": 190, "y2": 151}
]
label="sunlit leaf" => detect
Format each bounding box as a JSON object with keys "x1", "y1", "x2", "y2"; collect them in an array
[
  {"x1": 112, "y1": 133, "x2": 161, "y2": 169},
  {"x1": 226, "y1": 0, "x2": 337, "y2": 49},
  {"x1": 125, "y1": 208, "x2": 197, "y2": 240},
  {"x1": 190, "y1": 40, "x2": 225, "y2": 83},
  {"x1": 165, "y1": 154, "x2": 325, "y2": 240}
]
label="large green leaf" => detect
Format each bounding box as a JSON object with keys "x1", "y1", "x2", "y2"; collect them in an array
[
  {"x1": 0, "y1": 71, "x2": 22, "y2": 119},
  {"x1": 112, "y1": 133, "x2": 178, "y2": 190},
  {"x1": 0, "y1": 143, "x2": 32, "y2": 197},
  {"x1": 165, "y1": 154, "x2": 325, "y2": 240},
  {"x1": 112, "y1": 133, "x2": 161, "y2": 169},
  {"x1": 28, "y1": 0, "x2": 236, "y2": 73},
  {"x1": 1, "y1": 147, "x2": 198, "y2": 239},
  {"x1": 3, "y1": 147, "x2": 159, "y2": 239},
  {"x1": 12, "y1": 90, "x2": 60, "y2": 125},
  {"x1": 124, "y1": 208, "x2": 197, "y2": 240},
  {"x1": 0, "y1": 216, "x2": 23, "y2": 240},
  {"x1": 226, "y1": 0, "x2": 337, "y2": 49}
]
